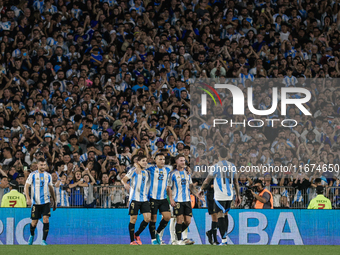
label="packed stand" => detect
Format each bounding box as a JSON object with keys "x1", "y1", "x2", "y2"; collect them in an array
[{"x1": 0, "y1": 0, "x2": 339, "y2": 209}]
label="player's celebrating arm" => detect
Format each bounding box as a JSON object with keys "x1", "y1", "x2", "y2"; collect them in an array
[
  {"x1": 147, "y1": 153, "x2": 172, "y2": 245},
  {"x1": 24, "y1": 158, "x2": 57, "y2": 246},
  {"x1": 166, "y1": 154, "x2": 205, "y2": 245},
  {"x1": 201, "y1": 147, "x2": 241, "y2": 246},
  {"x1": 122, "y1": 155, "x2": 151, "y2": 245}
]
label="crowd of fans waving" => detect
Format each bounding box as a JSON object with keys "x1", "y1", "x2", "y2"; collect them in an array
[{"x1": 0, "y1": 0, "x2": 340, "y2": 208}]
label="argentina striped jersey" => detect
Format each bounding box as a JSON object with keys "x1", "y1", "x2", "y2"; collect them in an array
[
  {"x1": 167, "y1": 170, "x2": 192, "y2": 203},
  {"x1": 126, "y1": 167, "x2": 150, "y2": 202},
  {"x1": 208, "y1": 160, "x2": 235, "y2": 201},
  {"x1": 26, "y1": 171, "x2": 52, "y2": 205},
  {"x1": 147, "y1": 165, "x2": 172, "y2": 200}
]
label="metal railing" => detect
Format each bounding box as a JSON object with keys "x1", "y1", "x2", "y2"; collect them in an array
[
  {"x1": 228, "y1": 186, "x2": 340, "y2": 209},
  {"x1": 8, "y1": 185, "x2": 340, "y2": 209}
]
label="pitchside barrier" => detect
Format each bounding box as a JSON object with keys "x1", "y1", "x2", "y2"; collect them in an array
[
  {"x1": 16, "y1": 185, "x2": 340, "y2": 209},
  {"x1": 0, "y1": 209, "x2": 339, "y2": 245}
]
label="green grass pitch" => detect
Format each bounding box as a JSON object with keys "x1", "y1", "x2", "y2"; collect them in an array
[{"x1": 0, "y1": 245, "x2": 338, "y2": 255}]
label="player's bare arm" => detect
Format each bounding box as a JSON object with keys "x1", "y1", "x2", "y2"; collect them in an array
[
  {"x1": 201, "y1": 176, "x2": 213, "y2": 191},
  {"x1": 122, "y1": 175, "x2": 131, "y2": 191},
  {"x1": 48, "y1": 184, "x2": 57, "y2": 211},
  {"x1": 190, "y1": 183, "x2": 205, "y2": 202},
  {"x1": 167, "y1": 186, "x2": 176, "y2": 207},
  {"x1": 24, "y1": 183, "x2": 31, "y2": 206},
  {"x1": 250, "y1": 190, "x2": 267, "y2": 203},
  {"x1": 233, "y1": 173, "x2": 241, "y2": 207}
]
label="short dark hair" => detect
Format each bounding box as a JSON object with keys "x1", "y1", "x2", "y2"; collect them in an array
[
  {"x1": 38, "y1": 158, "x2": 46, "y2": 163},
  {"x1": 155, "y1": 153, "x2": 165, "y2": 159},
  {"x1": 219, "y1": 147, "x2": 228, "y2": 158},
  {"x1": 175, "y1": 154, "x2": 185, "y2": 161},
  {"x1": 137, "y1": 155, "x2": 147, "y2": 162}
]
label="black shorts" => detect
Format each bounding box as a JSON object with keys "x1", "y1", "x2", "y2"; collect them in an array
[
  {"x1": 150, "y1": 198, "x2": 170, "y2": 215},
  {"x1": 214, "y1": 200, "x2": 231, "y2": 214},
  {"x1": 31, "y1": 203, "x2": 51, "y2": 220},
  {"x1": 129, "y1": 200, "x2": 151, "y2": 216},
  {"x1": 173, "y1": 201, "x2": 192, "y2": 217},
  {"x1": 206, "y1": 192, "x2": 215, "y2": 215}
]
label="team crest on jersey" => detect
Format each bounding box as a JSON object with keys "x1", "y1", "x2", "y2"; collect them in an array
[
  {"x1": 142, "y1": 172, "x2": 145, "y2": 176},
  {"x1": 159, "y1": 171, "x2": 163, "y2": 175},
  {"x1": 40, "y1": 177, "x2": 43, "y2": 181}
]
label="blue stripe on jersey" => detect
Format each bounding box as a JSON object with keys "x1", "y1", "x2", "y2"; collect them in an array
[
  {"x1": 174, "y1": 174, "x2": 178, "y2": 202},
  {"x1": 140, "y1": 171, "x2": 146, "y2": 201},
  {"x1": 216, "y1": 171, "x2": 223, "y2": 194},
  {"x1": 149, "y1": 168, "x2": 154, "y2": 199},
  {"x1": 131, "y1": 173, "x2": 138, "y2": 201},
  {"x1": 32, "y1": 174, "x2": 36, "y2": 205},
  {"x1": 156, "y1": 172, "x2": 163, "y2": 200},
  {"x1": 40, "y1": 173, "x2": 45, "y2": 204},
  {"x1": 180, "y1": 172, "x2": 186, "y2": 202}
]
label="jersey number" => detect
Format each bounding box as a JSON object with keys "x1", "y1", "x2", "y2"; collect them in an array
[
  {"x1": 40, "y1": 181, "x2": 44, "y2": 187},
  {"x1": 222, "y1": 171, "x2": 231, "y2": 184},
  {"x1": 158, "y1": 174, "x2": 164, "y2": 181},
  {"x1": 318, "y1": 204, "x2": 325, "y2": 209},
  {"x1": 9, "y1": 201, "x2": 17, "y2": 207},
  {"x1": 181, "y1": 179, "x2": 186, "y2": 185}
]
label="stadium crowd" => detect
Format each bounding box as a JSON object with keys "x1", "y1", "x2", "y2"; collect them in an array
[{"x1": 0, "y1": 0, "x2": 339, "y2": 209}]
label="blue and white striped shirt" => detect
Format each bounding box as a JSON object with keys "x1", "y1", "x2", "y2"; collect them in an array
[
  {"x1": 150, "y1": 138, "x2": 158, "y2": 151},
  {"x1": 239, "y1": 73, "x2": 254, "y2": 87},
  {"x1": 283, "y1": 76, "x2": 298, "y2": 87},
  {"x1": 167, "y1": 169, "x2": 192, "y2": 202},
  {"x1": 208, "y1": 160, "x2": 235, "y2": 201},
  {"x1": 44, "y1": 5, "x2": 57, "y2": 14},
  {"x1": 147, "y1": 165, "x2": 172, "y2": 200},
  {"x1": 71, "y1": 8, "x2": 83, "y2": 19},
  {"x1": 54, "y1": 184, "x2": 70, "y2": 207},
  {"x1": 126, "y1": 167, "x2": 150, "y2": 202},
  {"x1": 26, "y1": 171, "x2": 52, "y2": 205},
  {"x1": 12, "y1": 49, "x2": 21, "y2": 58},
  {"x1": 33, "y1": 0, "x2": 45, "y2": 13},
  {"x1": 164, "y1": 143, "x2": 177, "y2": 154}
]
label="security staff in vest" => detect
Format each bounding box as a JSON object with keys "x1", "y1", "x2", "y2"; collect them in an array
[
  {"x1": 250, "y1": 180, "x2": 273, "y2": 209},
  {"x1": 307, "y1": 186, "x2": 332, "y2": 209},
  {"x1": 1, "y1": 180, "x2": 27, "y2": 208}
]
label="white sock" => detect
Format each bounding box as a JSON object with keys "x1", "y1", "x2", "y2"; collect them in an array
[
  {"x1": 182, "y1": 227, "x2": 188, "y2": 240},
  {"x1": 159, "y1": 228, "x2": 165, "y2": 240},
  {"x1": 169, "y1": 218, "x2": 177, "y2": 243}
]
